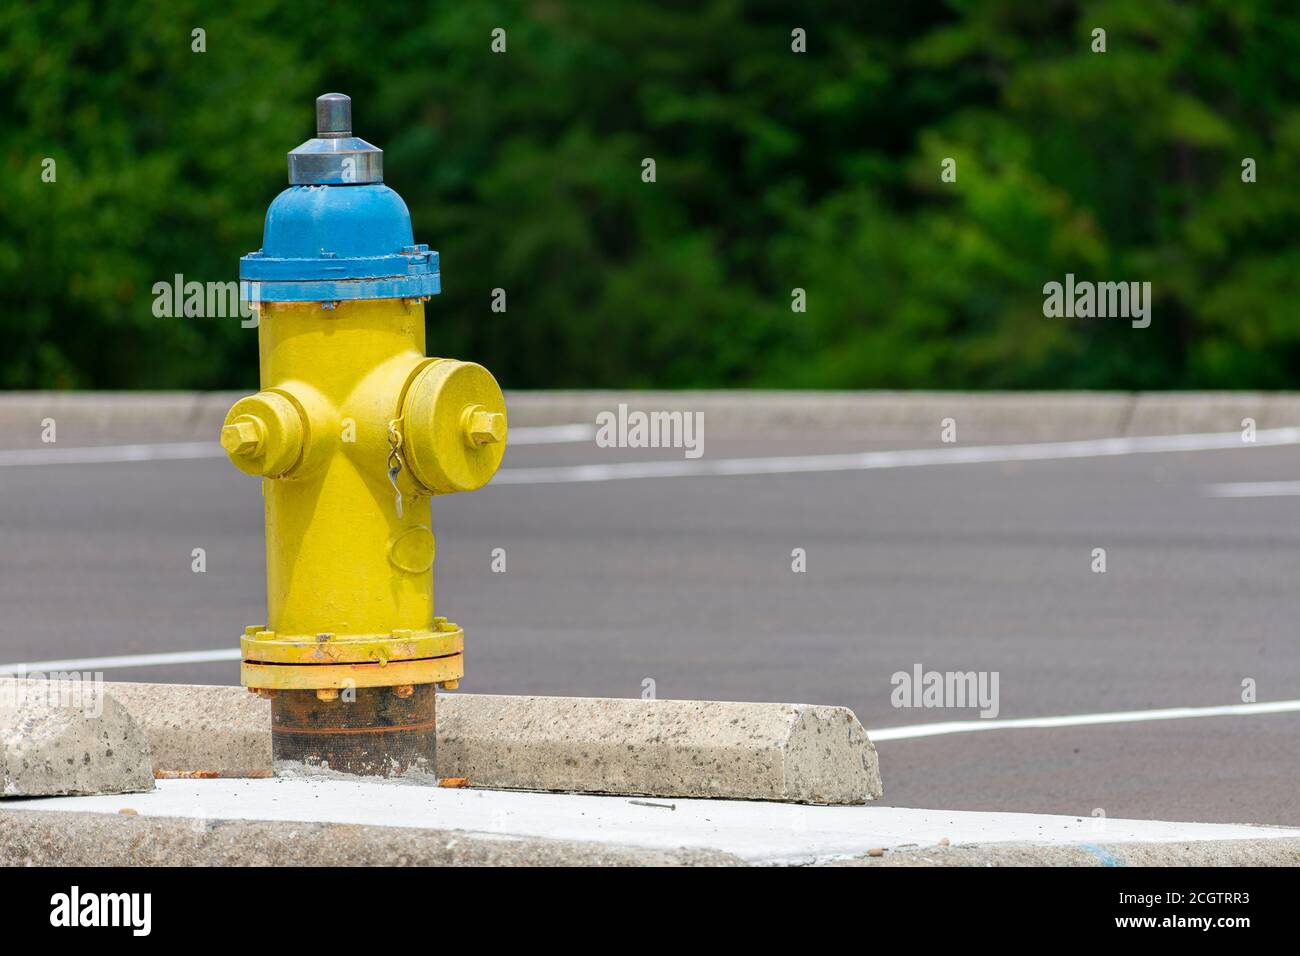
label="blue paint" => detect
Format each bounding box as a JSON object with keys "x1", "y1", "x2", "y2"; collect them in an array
[
  {"x1": 241, "y1": 184, "x2": 440, "y2": 303},
  {"x1": 1080, "y1": 843, "x2": 1124, "y2": 867}
]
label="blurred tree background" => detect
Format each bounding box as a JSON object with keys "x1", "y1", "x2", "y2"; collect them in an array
[{"x1": 2, "y1": 0, "x2": 1298, "y2": 391}]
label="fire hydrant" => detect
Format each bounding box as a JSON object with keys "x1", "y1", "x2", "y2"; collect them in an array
[{"x1": 225, "y1": 93, "x2": 506, "y2": 777}]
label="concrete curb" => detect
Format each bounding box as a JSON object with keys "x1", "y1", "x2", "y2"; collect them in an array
[
  {"x1": 13, "y1": 682, "x2": 881, "y2": 805},
  {"x1": 3, "y1": 391, "x2": 1299, "y2": 441},
  {"x1": 438, "y1": 693, "x2": 881, "y2": 804},
  {"x1": 1, "y1": 683, "x2": 154, "y2": 798},
  {"x1": 826, "y1": 837, "x2": 1300, "y2": 867},
  {"x1": 0, "y1": 808, "x2": 742, "y2": 867},
  {"x1": 90, "y1": 681, "x2": 271, "y2": 779},
  {"x1": 2, "y1": 806, "x2": 1292, "y2": 866}
]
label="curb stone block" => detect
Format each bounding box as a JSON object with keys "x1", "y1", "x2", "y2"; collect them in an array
[{"x1": 0, "y1": 680, "x2": 154, "y2": 797}]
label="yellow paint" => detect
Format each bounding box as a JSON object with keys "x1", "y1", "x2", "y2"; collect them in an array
[
  {"x1": 241, "y1": 655, "x2": 463, "y2": 690},
  {"x1": 240, "y1": 626, "x2": 463, "y2": 665},
  {"x1": 224, "y1": 297, "x2": 505, "y2": 689}
]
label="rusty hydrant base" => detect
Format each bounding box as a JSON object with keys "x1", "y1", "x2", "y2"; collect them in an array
[{"x1": 271, "y1": 685, "x2": 437, "y2": 778}]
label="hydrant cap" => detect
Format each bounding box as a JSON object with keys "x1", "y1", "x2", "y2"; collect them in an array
[
  {"x1": 287, "y1": 93, "x2": 383, "y2": 185},
  {"x1": 240, "y1": 94, "x2": 440, "y2": 303}
]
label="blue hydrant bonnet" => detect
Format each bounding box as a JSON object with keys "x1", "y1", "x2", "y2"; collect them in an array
[{"x1": 240, "y1": 94, "x2": 440, "y2": 303}]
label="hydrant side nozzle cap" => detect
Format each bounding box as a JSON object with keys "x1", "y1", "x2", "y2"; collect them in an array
[{"x1": 401, "y1": 360, "x2": 507, "y2": 494}]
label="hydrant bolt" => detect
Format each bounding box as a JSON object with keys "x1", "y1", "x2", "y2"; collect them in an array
[
  {"x1": 220, "y1": 418, "x2": 264, "y2": 457},
  {"x1": 464, "y1": 405, "x2": 506, "y2": 447}
]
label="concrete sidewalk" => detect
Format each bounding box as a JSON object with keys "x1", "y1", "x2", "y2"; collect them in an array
[{"x1": 2, "y1": 778, "x2": 1296, "y2": 866}]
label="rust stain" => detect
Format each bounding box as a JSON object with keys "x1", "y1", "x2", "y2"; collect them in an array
[
  {"x1": 154, "y1": 769, "x2": 221, "y2": 779},
  {"x1": 154, "y1": 769, "x2": 274, "y2": 779},
  {"x1": 271, "y1": 719, "x2": 435, "y2": 735}
]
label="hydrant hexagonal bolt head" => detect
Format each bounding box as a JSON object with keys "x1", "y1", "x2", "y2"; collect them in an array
[
  {"x1": 221, "y1": 391, "x2": 306, "y2": 478},
  {"x1": 463, "y1": 404, "x2": 506, "y2": 447},
  {"x1": 220, "y1": 417, "x2": 265, "y2": 458}
]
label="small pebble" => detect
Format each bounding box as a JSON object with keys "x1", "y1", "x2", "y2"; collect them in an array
[{"x1": 867, "y1": 847, "x2": 884, "y2": 857}]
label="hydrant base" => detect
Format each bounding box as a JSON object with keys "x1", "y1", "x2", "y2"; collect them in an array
[{"x1": 271, "y1": 685, "x2": 436, "y2": 778}]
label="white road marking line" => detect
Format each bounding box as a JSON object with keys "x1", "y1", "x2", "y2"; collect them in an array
[
  {"x1": 1205, "y1": 480, "x2": 1300, "y2": 498},
  {"x1": 494, "y1": 427, "x2": 1300, "y2": 485},
  {"x1": 870, "y1": 699, "x2": 1300, "y2": 741},
  {"x1": 0, "y1": 441, "x2": 222, "y2": 466},
  {"x1": 4, "y1": 426, "x2": 1292, "y2": 478},
  {"x1": 507, "y1": 423, "x2": 596, "y2": 445},
  {"x1": 0, "y1": 648, "x2": 241, "y2": 675},
  {"x1": 0, "y1": 424, "x2": 596, "y2": 466}
]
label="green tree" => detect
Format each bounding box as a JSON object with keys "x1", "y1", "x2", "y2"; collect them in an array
[{"x1": 2, "y1": 1, "x2": 1298, "y2": 390}]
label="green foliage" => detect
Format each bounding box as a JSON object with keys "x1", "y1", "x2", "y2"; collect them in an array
[{"x1": 2, "y1": 0, "x2": 1298, "y2": 390}]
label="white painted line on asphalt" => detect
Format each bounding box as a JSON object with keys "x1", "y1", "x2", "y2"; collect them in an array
[
  {"x1": 507, "y1": 423, "x2": 596, "y2": 445},
  {"x1": 4, "y1": 427, "x2": 1292, "y2": 478},
  {"x1": 0, "y1": 441, "x2": 222, "y2": 466},
  {"x1": 0, "y1": 647, "x2": 241, "y2": 675},
  {"x1": 494, "y1": 427, "x2": 1300, "y2": 485},
  {"x1": 1204, "y1": 480, "x2": 1300, "y2": 498},
  {"x1": 4, "y1": 778, "x2": 1294, "y2": 864},
  {"x1": 0, "y1": 424, "x2": 596, "y2": 466},
  {"x1": 871, "y1": 699, "x2": 1300, "y2": 742}
]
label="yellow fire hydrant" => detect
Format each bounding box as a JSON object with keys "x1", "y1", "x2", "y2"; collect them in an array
[{"x1": 225, "y1": 93, "x2": 506, "y2": 777}]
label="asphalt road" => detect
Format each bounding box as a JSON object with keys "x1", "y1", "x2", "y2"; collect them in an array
[{"x1": 3, "y1": 424, "x2": 1299, "y2": 825}]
